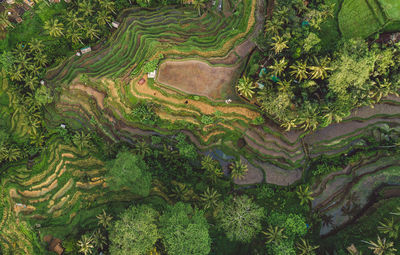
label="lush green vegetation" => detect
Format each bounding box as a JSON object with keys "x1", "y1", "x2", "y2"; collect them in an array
[{"x1": 0, "y1": 0, "x2": 400, "y2": 254}]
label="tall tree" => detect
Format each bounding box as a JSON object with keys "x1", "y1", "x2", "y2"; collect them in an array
[
  {"x1": 44, "y1": 19, "x2": 64, "y2": 37},
  {"x1": 217, "y1": 195, "x2": 264, "y2": 242},
  {"x1": 78, "y1": 0, "x2": 95, "y2": 17},
  {"x1": 96, "y1": 10, "x2": 112, "y2": 27},
  {"x1": 109, "y1": 205, "x2": 159, "y2": 255},
  {"x1": 0, "y1": 10, "x2": 14, "y2": 29},
  {"x1": 159, "y1": 202, "x2": 211, "y2": 255},
  {"x1": 290, "y1": 60, "x2": 309, "y2": 81},
  {"x1": 66, "y1": 11, "x2": 84, "y2": 28},
  {"x1": 84, "y1": 22, "x2": 100, "y2": 40},
  {"x1": 28, "y1": 39, "x2": 44, "y2": 53},
  {"x1": 236, "y1": 76, "x2": 256, "y2": 99},
  {"x1": 296, "y1": 186, "x2": 314, "y2": 207},
  {"x1": 263, "y1": 225, "x2": 287, "y2": 245},
  {"x1": 96, "y1": 209, "x2": 113, "y2": 229},
  {"x1": 106, "y1": 151, "x2": 152, "y2": 196},
  {"x1": 270, "y1": 36, "x2": 289, "y2": 54},
  {"x1": 229, "y1": 159, "x2": 248, "y2": 180},
  {"x1": 296, "y1": 238, "x2": 319, "y2": 255},
  {"x1": 77, "y1": 235, "x2": 94, "y2": 255},
  {"x1": 200, "y1": 187, "x2": 221, "y2": 210},
  {"x1": 268, "y1": 57, "x2": 288, "y2": 76},
  {"x1": 66, "y1": 28, "x2": 84, "y2": 45},
  {"x1": 363, "y1": 236, "x2": 397, "y2": 255},
  {"x1": 193, "y1": 0, "x2": 205, "y2": 16}
]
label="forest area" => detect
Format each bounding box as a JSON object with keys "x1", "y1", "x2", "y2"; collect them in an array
[{"x1": 0, "y1": 0, "x2": 400, "y2": 254}]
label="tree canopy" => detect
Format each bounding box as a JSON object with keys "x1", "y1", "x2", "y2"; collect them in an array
[
  {"x1": 159, "y1": 202, "x2": 211, "y2": 255},
  {"x1": 106, "y1": 152, "x2": 152, "y2": 196},
  {"x1": 109, "y1": 205, "x2": 159, "y2": 255}
]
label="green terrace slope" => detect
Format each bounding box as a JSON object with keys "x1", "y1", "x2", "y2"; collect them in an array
[
  {"x1": 0, "y1": 137, "x2": 143, "y2": 254},
  {"x1": 339, "y1": 0, "x2": 400, "y2": 38},
  {"x1": 45, "y1": 0, "x2": 256, "y2": 84}
]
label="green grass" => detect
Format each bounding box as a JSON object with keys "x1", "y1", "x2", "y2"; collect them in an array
[{"x1": 339, "y1": 0, "x2": 400, "y2": 38}]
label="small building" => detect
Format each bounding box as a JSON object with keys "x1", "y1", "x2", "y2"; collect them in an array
[
  {"x1": 80, "y1": 46, "x2": 91, "y2": 54},
  {"x1": 15, "y1": 17, "x2": 22, "y2": 23},
  {"x1": 6, "y1": 0, "x2": 14, "y2": 4},
  {"x1": 112, "y1": 21, "x2": 120, "y2": 28},
  {"x1": 138, "y1": 78, "x2": 146, "y2": 85},
  {"x1": 76, "y1": 51, "x2": 81, "y2": 56},
  {"x1": 148, "y1": 70, "x2": 156, "y2": 79},
  {"x1": 60, "y1": 124, "x2": 66, "y2": 129}
]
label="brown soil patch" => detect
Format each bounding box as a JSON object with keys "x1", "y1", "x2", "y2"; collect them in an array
[
  {"x1": 157, "y1": 60, "x2": 237, "y2": 100},
  {"x1": 52, "y1": 179, "x2": 74, "y2": 201},
  {"x1": 14, "y1": 204, "x2": 36, "y2": 215},
  {"x1": 70, "y1": 84, "x2": 105, "y2": 109},
  {"x1": 18, "y1": 180, "x2": 58, "y2": 198},
  {"x1": 31, "y1": 173, "x2": 57, "y2": 190},
  {"x1": 254, "y1": 160, "x2": 302, "y2": 185},
  {"x1": 76, "y1": 180, "x2": 104, "y2": 189}
]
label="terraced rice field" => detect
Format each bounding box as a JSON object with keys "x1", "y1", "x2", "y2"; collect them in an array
[{"x1": 0, "y1": 138, "x2": 141, "y2": 254}]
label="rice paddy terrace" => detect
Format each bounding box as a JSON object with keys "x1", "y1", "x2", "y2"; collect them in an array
[{"x1": 1, "y1": 0, "x2": 400, "y2": 252}]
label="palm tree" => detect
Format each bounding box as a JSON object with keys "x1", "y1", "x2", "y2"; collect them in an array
[
  {"x1": 378, "y1": 218, "x2": 399, "y2": 239},
  {"x1": 262, "y1": 225, "x2": 287, "y2": 244},
  {"x1": 99, "y1": 0, "x2": 116, "y2": 14},
  {"x1": 264, "y1": 17, "x2": 283, "y2": 36},
  {"x1": 268, "y1": 57, "x2": 287, "y2": 76},
  {"x1": 96, "y1": 209, "x2": 113, "y2": 229},
  {"x1": 78, "y1": 0, "x2": 94, "y2": 17},
  {"x1": 83, "y1": 22, "x2": 100, "y2": 40},
  {"x1": 134, "y1": 140, "x2": 151, "y2": 157},
  {"x1": 24, "y1": 75, "x2": 39, "y2": 91},
  {"x1": 28, "y1": 39, "x2": 44, "y2": 53},
  {"x1": 308, "y1": 56, "x2": 332, "y2": 80},
  {"x1": 66, "y1": 28, "x2": 84, "y2": 45},
  {"x1": 270, "y1": 36, "x2": 289, "y2": 54},
  {"x1": 77, "y1": 234, "x2": 94, "y2": 255},
  {"x1": 296, "y1": 238, "x2": 319, "y2": 255},
  {"x1": 280, "y1": 118, "x2": 297, "y2": 131},
  {"x1": 362, "y1": 236, "x2": 397, "y2": 255},
  {"x1": 34, "y1": 54, "x2": 48, "y2": 68},
  {"x1": 296, "y1": 186, "x2": 314, "y2": 206},
  {"x1": 169, "y1": 182, "x2": 192, "y2": 202},
  {"x1": 290, "y1": 60, "x2": 309, "y2": 81},
  {"x1": 201, "y1": 155, "x2": 223, "y2": 183},
  {"x1": 0, "y1": 145, "x2": 22, "y2": 162},
  {"x1": 65, "y1": 11, "x2": 84, "y2": 28},
  {"x1": 230, "y1": 159, "x2": 248, "y2": 180},
  {"x1": 193, "y1": 0, "x2": 206, "y2": 16},
  {"x1": 390, "y1": 207, "x2": 400, "y2": 216},
  {"x1": 72, "y1": 131, "x2": 91, "y2": 152},
  {"x1": 13, "y1": 43, "x2": 26, "y2": 57},
  {"x1": 9, "y1": 65, "x2": 24, "y2": 82},
  {"x1": 96, "y1": 10, "x2": 112, "y2": 27},
  {"x1": 321, "y1": 214, "x2": 334, "y2": 228},
  {"x1": 92, "y1": 229, "x2": 106, "y2": 251},
  {"x1": 0, "y1": 10, "x2": 14, "y2": 29},
  {"x1": 44, "y1": 19, "x2": 64, "y2": 37},
  {"x1": 200, "y1": 187, "x2": 221, "y2": 210},
  {"x1": 28, "y1": 64, "x2": 41, "y2": 77},
  {"x1": 16, "y1": 53, "x2": 31, "y2": 68},
  {"x1": 236, "y1": 76, "x2": 256, "y2": 99}
]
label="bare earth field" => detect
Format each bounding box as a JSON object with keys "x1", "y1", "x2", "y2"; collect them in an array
[{"x1": 157, "y1": 60, "x2": 238, "y2": 100}]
